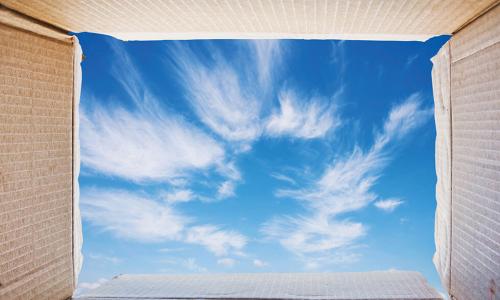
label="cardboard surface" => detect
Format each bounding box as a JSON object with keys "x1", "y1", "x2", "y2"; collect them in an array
[
  {"x1": 77, "y1": 272, "x2": 442, "y2": 300},
  {"x1": 0, "y1": 20, "x2": 74, "y2": 300},
  {"x1": 448, "y1": 5, "x2": 500, "y2": 299},
  {"x1": 0, "y1": 0, "x2": 496, "y2": 41},
  {"x1": 0, "y1": 6, "x2": 71, "y2": 43},
  {"x1": 431, "y1": 41, "x2": 452, "y2": 293},
  {"x1": 0, "y1": 2, "x2": 499, "y2": 300}
]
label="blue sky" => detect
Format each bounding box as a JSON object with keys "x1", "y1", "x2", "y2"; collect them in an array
[{"x1": 76, "y1": 34, "x2": 449, "y2": 295}]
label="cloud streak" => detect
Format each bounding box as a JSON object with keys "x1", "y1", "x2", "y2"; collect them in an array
[
  {"x1": 186, "y1": 225, "x2": 247, "y2": 257},
  {"x1": 74, "y1": 278, "x2": 109, "y2": 297},
  {"x1": 263, "y1": 93, "x2": 432, "y2": 266},
  {"x1": 250, "y1": 40, "x2": 283, "y2": 87},
  {"x1": 168, "y1": 41, "x2": 271, "y2": 143},
  {"x1": 265, "y1": 89, "x2": 340, "y2": 139},
  {"x1": 81, "y1": 42, "x2": 225, "y2": 183},
  {"x1": 374, "y1": 199, "x2": 404, "y2": 212},
  {"x1": 81, "y1": 189, "x2": 188, "y2": 242},
  {"x1": 82, "y1": 188, "x2": 247, "y2": 257},
  {"x1": 81, "y1": 106, "x2": 224, "y2": 182},
  {"x1": 253, "y1": 259, "x2": 268, "y2": 268},
  {"x1": 164, "y1": 189, "x2": 196, "y2": 203}
]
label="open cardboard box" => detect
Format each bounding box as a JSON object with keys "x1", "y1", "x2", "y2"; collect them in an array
[{"x1": 0, "y1": 1, "x2": 499, "y2": 299}]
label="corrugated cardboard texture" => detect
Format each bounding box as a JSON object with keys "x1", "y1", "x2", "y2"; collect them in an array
[
  {"x1": 450, "y1": 2, "x2": 500, "y2": 63},
  {"x1": 0, "y1": 6, "x2": 71, "y2": 43},
  {"x1": 0, "y1": 22, "x2": 74, "y2": 299},
  {"x1": 448, "y1": 4, "x2": 500, "y2": 300},
  {"x1": 79, "y1": 272, "x2": 442, "y2": 300},
  {"x1": 431, "y1": 41, "x2": 452, "y2": 293},
  {"x1": 0, "y1": 0, "x2": 496, "y2": 41}
]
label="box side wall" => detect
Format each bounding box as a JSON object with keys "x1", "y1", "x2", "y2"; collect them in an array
[
  {"x1": 449, "y1": 4, "x2": 500, "y2": 300},
  {"x1": 0, "y1": 23, "x2": 74, "y2": 299},
  {"x1": 1, "y1": 0, "x2": 496, "y2": 41},
  {"x1": 431, "y1": 41, "x2": 452, "y2": 292}
]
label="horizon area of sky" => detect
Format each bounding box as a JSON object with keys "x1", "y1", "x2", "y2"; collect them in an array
[{"x1": 75, "y1": 33, "x2": 449, "y2": 296}]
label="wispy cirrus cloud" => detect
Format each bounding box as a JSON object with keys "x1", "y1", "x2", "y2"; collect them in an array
[
  {"x1": 164, "y1": 189, "x2": 195, "y2": 204},
  {"x1": 81, "y1": 42, "x2": 225, "y2": 183},
  {"x1": 81, "y1": 106, "x2": 224, "y2": 182},
  {"x1": 74, "y1": 278, "x2": 109, "y2": 297},
  {"x1": 82, "y1": 188, "x2": 247, "y2": 257},
  {"x1": 270, "y1": 172, "x2": 297, "y2": 185},
  {"x1": 182, "y1": 258, "x2": 207, "y2": 272},
  {"x1": 81, "y1": 189, "x2": 188, "y2": 242},
  {"x1": 169, "y1": 40, "x2": 344, "y2": 143},
  {"x1": 215, "y1": 160, "x2": 242, "y2": 199},
  {"x1": 373, "y1": 93, "x2": 433, "y2": 151},
  {"x1": 262, "y1": 93, "x2": 432, "y2": 266},
  {"x1": 81, "y1": 42, "x2": 253, "y2": 261},
  {"x1": 263, "y1": 215, "x2": 365, "y2": 255},
  {"x1": 252, "y1": 259, "x2": 268, "y2": 268},
  {"x1": 374, "y1": 199, "x2": 404, "y2": 212},
  {"x1": 185, "y1": 225, "x2": 247, "y2": 257},
  {"x1": 265, "y1": 89, "x2": 340, "y2": 139},
  {"x1": 250, "y1": 40, "x2": 283, "y2": 87},
  {"x1": 168, "y1": 41, "x2": 273, "y2": 143},
  {"x1": 217, "y1": 180, "x2": 236, "y2": 199}
]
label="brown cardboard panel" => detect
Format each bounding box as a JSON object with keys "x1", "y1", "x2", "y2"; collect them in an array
[
  {"x1": 0, "y1": 6, "x2": 71, "y2": 43},
  {"x1": 450, "y1": 3, "x2": 500, "y2": 63},
  {"x1": 0, "y1": 0, "x2": 496, "y2": 41},
  {"x1": 78, "y1": 272, "x2": 443, "y2": 300},
  {"x1": 450, "y1": 5, "x2": 500, "y2": 299},
  {"x1": 0, "y1": 22, "x2": 74, "y2": 299}
]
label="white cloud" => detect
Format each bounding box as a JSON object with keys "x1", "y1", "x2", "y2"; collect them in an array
[
  {"x1": 215, "y1": 161, "x2": 241, "y2": 199},
  {"x1": 183, "y1": 258, "x2": 207, "y2": 273},
  {"x1": 252, "y1": 259, "x2": 268, "y2": 268},
  {"x1": 374, "y1": 93, "x2": 433, "y2": 151},
  {"x1": 265, "y1": 89, "x2": 340, "y2": 139},
  {"x1": 264, "y1": 93, "x2": 431, "y2": 264},
  {"x1": 81, "y1": 43, "x2": 225, "y2": 183},
  {"x1": 81, "y1": 189, "x2": 188, "y2": 242},
  {"x1": 374, "y1": 199, "x2": 404, "y2": 212},
  {"x1": 262, "y1": 215, "x2": 365, "y2": 255},
  {"x1": 81, "y1": 107, "x2": 224, "y2": 182},
  {"x1": 165, "y1": 189, "x2": 195, "y2": 203},
  {"x1": 217, "y1": 258, "x2": 237, "y2": 267},
  {"x1": 158, "y1": 247, "x2": 185, "y2": 253},
  {"x1": 186, "y1": 225, "x2": 247, "y2": 256},
  {"x1": 330, "y1": 41, "x2": 347, "y2": 85},
  {"x1": 250, "y1": 40, "x2": 283, "y2": 87},
  {"x1": 275, "y1": 146, "x2": 383, "y2": 218},
  {"x1": 216, "y1": 160, "x2": 242, "y2": 181},
  {"x1": 217, "y1": 180, "x2": 236, "y2": 199},
  {"x1": 166, "y1": 39, "x2": 344, "y2": 143},
  {"x1": 74, "y1": 278, "x2": 108, "y2": 296},
  {"x1": 270, "y1": 172, "x2": 297, "y2": 185},
  {"x1": 82, "y1": 188, "x2": 249, "y2": 256},
  {"x1": 168, "y1": 42, "x2": 265, "y2": 142}
]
